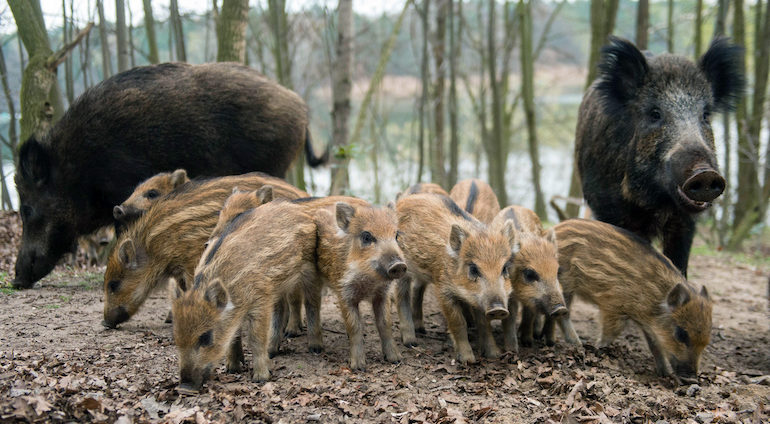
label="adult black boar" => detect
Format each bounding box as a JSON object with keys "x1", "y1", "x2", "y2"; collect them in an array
[
  {"x1": 576, "y1": 37, "x2": 744, "y2": 275},
  {"x1": 14, "y1": 62, "x2": 326, "y2": 289}
]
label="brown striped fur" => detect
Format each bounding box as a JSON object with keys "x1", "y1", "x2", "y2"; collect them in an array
[
  {"x1": 114, "y1": 169, "x2": 190, "y2": 224},
  {"x1": 395, "y1": 182, "x2": 449, "y2": 201},
  {"x1": 449, "y1": 179, "x2": 501, "y2": 224},
  {"x1": 173, "y1": 201, "x2": 318, "y2": 389},
  {"x1": 102, "y1": 172, "x2": 306, "y2": 328},
  {"x1": 552, "y1": 219, "x2": 712, "y2": 379},
  {"x1": 395, "y1": 194, "x2": 515, "y2": 364}
]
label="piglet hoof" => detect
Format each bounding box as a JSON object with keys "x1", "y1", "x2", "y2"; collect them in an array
[
  {"x1": 268, "y1": 348, "x2": 279, "y2": 359},
  {"x1": 308, "y1": 344, "x2": 324, "y2": 354},
  {"x1": 544, "y1": 338, "x2": 555, "y2": 347},
  {"x1": 456, "y1": 352, "x2": 477, "y2": 366},
  {"x1": 503, "y1": 343, "x2": 519, "y2": 355},
  {"x1": 164, "y1": 311, "x2": 173, "y2": 324},
  {"x1": 226, "y1": 363, "x2": 243, "y2": 374},
  {"x1": 349, "y1": 359, "x2": 367, "y2": 372},
  {"x1": 402, "y1": 338, "x2": 418, "y2": 348},
  {"x1": 482, "y1": 346, "x2": 502, "y2": 360},
  {"x1": 284, "y1": 325, "x2": 302, "y2": 338},
  {"x1": 384, "y1": 351, "x2": 402, "y2": 364},
  {"x1": 415, "y1": 327, "x2": 427, "y2": 335},
  {"x1": 251, "y1": 371, "x2": 271, "y2": 383},
  {"x1": 519, "y1": 337, "x2": 534, "y2": 348}
]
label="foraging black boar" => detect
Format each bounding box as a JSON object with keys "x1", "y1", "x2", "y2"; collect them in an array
[
  {"x1": 576, "y1": 37, "x2": 744, "y2": 275},
  {"x1": 551, "y1": 219, "x2": 712, "y2": 380},
  {"x1": 14, "y1": 62, "x2": 327, "y2": 289},
  {"x1": 449, "y1": 179, "x2": 500, "y2": 224}
]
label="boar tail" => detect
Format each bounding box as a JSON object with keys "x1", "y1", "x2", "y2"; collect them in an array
[{"x1": 304, "y1": 128, "x2": 330, "y2": 168}]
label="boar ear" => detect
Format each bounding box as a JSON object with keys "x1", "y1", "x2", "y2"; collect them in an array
[
  {"x1": 256, "y1": 185, "x2": 274, "y2": 205},
  {"x1": 118, "y1": 239, "x2": 138, "y2": 269},
  {"x1": 386, "y1": 201, "x2": 396, "y2": 210},
  {"x1": 699, "y1": 285, "x2": 710, "y2": 300},
  {"x1": 170, "y1": 169, "x2": 189, "y2": 188},
  {"x1": 205, "y1": 279, "x2": 230, "y2": 311},
  {"x1": 502, "y1": 221, "x2": 521, "y2": 254},
  {"x1": 596, "y1": 37, "x2": 649, "y2": 115},
  {"x1": 666, "y1": 283, "x2": 691, "y2": 309},
  {"x1": 335, "y1": 202, "x2": 355, "y2": 232},
  {"x1": 545, "y1": 228, "x2": 557, "y2": 248},
  {"x1": 172, "y1": 278, "x2": 186, "y2": 299},
  {"x1": 18, "y1": 137, "x2": 51, "y2": 187},
  {"x1": 699, "y1": 37, "x2": 745, "y2": 112},
  {"x1": 448, "y1": 224, "x2": 467, "y2": 256}
]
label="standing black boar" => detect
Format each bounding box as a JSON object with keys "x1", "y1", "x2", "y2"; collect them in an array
[
  {"x1": 14, "y1": 62, "x2": 327, "y2": 289},
  {"x1": 576, "y1": 37, "x2": 744, "y2": 275}
]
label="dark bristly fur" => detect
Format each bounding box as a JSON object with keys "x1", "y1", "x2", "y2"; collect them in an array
[{"x1": 465, "y1": 181, "x2": 478, "y2": 214}]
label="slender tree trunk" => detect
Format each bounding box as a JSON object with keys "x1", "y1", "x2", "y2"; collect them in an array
[
  {"x1": 170, "y1": 0, "x2": 187, "y2": 62},
  {"x1": 519, "y1": 0, "x2": 545, "y2": 219},
  {"x1": 667, "y1": 0, "x2": 674, "y2": 52},
  {"x1": 447, "y1": 0, "x2": 460, "y2": 188},
  {"x1": 62, "y1": 0, "x2": 74, "y2": 105},
  {"x1": 127, "y1": 0, "x2": 136, "y2": 67},
  {"x1": 216, "y1": 0, "x2": 250, "y2": 63},
  {"x1": 635, "y1": 0, "x2": 648, "y2": 50},
  {"x1": 0, "y1": 42, "x2": 18, "y2": 163},
  {"x1": 733, "y1": 0, "x2": 756, "y2": 230},
  {"x1": 116, "y1": 0, "x2": 129, "y2": 72},
  {"x1": 97, "y1": 0, "x2": 112, "y2": 78},
  {"x1": 417, "y1": 0, "x2": 430, "y2": 183},
  {"x1": 487, "y1": 0, "x2": 507, "y2": 205},
  {"x1": 755, "y1": 1, "x2": 770, "y2": 213},
  {"x1": 143, "y1": 0, "x2": 159, "y2": 64},
  {"x1": 694, "y1": 0, "x2": 703, "y2": 58},
  {"x1": 330, "y1": 0, "x2": 353, "y2": 195},
  {"x1": 431, "y1": 0, "x2": 448, "y2": 188},
  {"x1": 204, "y1": 8, "x2": 212, "y2": 62},
  {"x1": 715, "y1": 0, "x2": 730, "y2": 246}
]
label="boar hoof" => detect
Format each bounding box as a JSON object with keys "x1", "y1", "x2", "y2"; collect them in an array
[
  {"x1": 482, "y1": 346, "x2": 502, "y2": 359},
  {"x1": 251, "y1": 372, "x2": 271, "y2": 383},
  {"x1": 308, "y1": 345, "x2": 324, "y2": 354},
  {"x1": 226, "y1": 363, "x2": 243, "y2": 374},
  {"x1": 268, "y1": 349, "x2": 279, "y2": 359},
  {"x1": 384, "y1": 351, "x2": 402, "y2": 364},
  {"x1": 164, "y1": 311, "x2": 173, "y2": 324},
  {"x1": 415, "y1": 327, "x2": 426, "y2": 335},
  {"x1": 457, "y1": 353, "x2": 477, "y2": 366},
  {"x1": 284, "y1": 328, "x2": 302, "y2": 338},
  {"x1": 544, "y1": 338, "x2": 555, "y2": 347},
  {"x1": 350, "y1": 361, "x2": 367, "y2": 372},
  {"x1": 402, "y1": 338, "x2": 418, "y2": 348},
  {"x1": 519, "y1": 337, "x2": 534, "y2": 348}
]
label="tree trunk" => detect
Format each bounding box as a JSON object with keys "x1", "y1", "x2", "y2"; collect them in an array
[
  {"x1": 216, "y1": 0, "x2": 250, "y2": 63},
  {"x1": 127, "y1": 0, "x2": 136, "y2": 67},
  {"x1": 62, "y1": 0, "x2": 74, "y2": 105},
  {"x1": 733, "y1": 0, "x2": 756, "y2": 230},
  {"x1": 755, "y1": 1, "x2": 770, "y2": 212},
  {"x1": 667, "y1": 0, "x2": 674, "y2": 52},
  {"x1": 487, "y1": 0, "x2": 507, "y2": 205},
  {"x1": 143, "y1": 0, "x2": 159, "y2": 64},
  {"x1": 170, "y1": 0, "x2": 186, "y2": 62},
  {"x1": 635, "y1": 0, "x2": 648, "y2": 50},
  {"x1": 431, "y1": 0, "x2": 448, "y2": 188},
  {"x1": 97, "y1": 0, "x2": 112, "y2": 78},
  {"x1": 417, "y1": 0, "x2": 430, "y2": 183},
  {"x1": 330, "y1": 0, "x2": 353, "y2": 195},
  {"x1": 116, "y1": 0, "x2": 129, "y2": 72},
  {"x1": 519, "y1": 0, "x2": 545, "y2": 219},
  {"x1": 447, "y1": 0, "x2": 460, "y2": 188},
  {"x1": 0, "y1": 42, "x2": 18, "y2": 163},
  {"x1": 694, "y1": 0, "x2": 703, "y2": 58}
]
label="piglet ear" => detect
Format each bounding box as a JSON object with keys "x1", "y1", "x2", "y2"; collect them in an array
[
  {"x1": 667, "y1": 283, "x2": 691, "y2": 309},
  {"x1": 449, "y1": 224, "x2": 467, "y2": 255},
  {"x1": 386, "y1": 201, "x2": 396, "y2": 210},
  {"x1": 335, "y1": 202, "x2": 355, "y2": 232},
  {"x1": 171, "y1": 169, "x2": 189, "y2": 188},
  {"x1": 699, "y1": 37, "x2": 745, "y2": 112},
  {"x1": 545, "y1": 228, "x2": 557, "y2": 248},
  {"x1": 18, "y1": 137, "x2": 51, "y2": 188},
  {"x1": 595, "y1": 37, "x2": 649, "y2": 114},
  {"x1": 173, "y1": 277, "x2": 186, "y2": 299},
  {"x1": 205, "y1": 279, "x2": 229, "y2": 311},
  {"x1": 699, "y1": 285, "x2": 710, "y2": 300},
  {"x1": 118, "y1": 238, "x2": 137, "y2": 269},
  {"x1": 256, "y1": 185, "x2": 274, "y2": 205},
  {"x1": 502, "y1": 221, "x2": 520, "y2": 254}
]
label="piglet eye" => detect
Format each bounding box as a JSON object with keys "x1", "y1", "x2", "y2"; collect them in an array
[
  {"x1": 501, "y1": 263, "x2": 510, "y2": 278},
  {"x1": 468, "y1": 263, "x2": 480, "y2": 280},
  {"x1": 648, "y1": 108, "x2": 662, "y2": 123},
  {"x1": 523, "y1": 268, "x2": 539, "y2": 283},
  {"x1": 360, "y1": 231, "x2": 375, "y2": 246},
  {"x1": 108, "y1": 280, "x2": 121, "y2": 293},
  {"x1": 144, "y1": 189, "x2": 160, "y2": 199},
  {"x1": 674, "y1": 326, "x2": 690, "y2": 346},
  {"x1": 198, "y1": 330, "x2": 213, "y2": 347}
]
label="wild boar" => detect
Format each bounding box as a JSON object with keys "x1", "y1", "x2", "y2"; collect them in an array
[
  {"x1": 173, "y1": 200, "x2": 318, "y2": 390},
  {"x1": 576, "y1": 37, "x2": 744, "y2": 275},
  {"x1": 395, "y1": 182, "x2": 449, "y2": 201},
  {"x1": 490, "y1": 206, "x2": 577, "y2": 352},
  {"x1": 102, "y1": 173, "x2": 306, "y2": 328},
  {"x1": 395, "y1": 194, "x2": 515, "y2": 363},
  {"x1": 551, "y1": 219, "x2": 713, "y2": 380},
  {"x1": 312, "y1": 201, "x2": 407, "y2": 370},
  {"x1": 78, "y1": 225, "x2": 115, "y2": 267},
  {"x1": 13, "y1": 62, "x2": 327, "y2": 289},
  {"x1": 449, "y1": 179, "x2": 501, "y2": 224},
  {"x1": 113, "y1": 169, "x2": 190, "y2": 225}
]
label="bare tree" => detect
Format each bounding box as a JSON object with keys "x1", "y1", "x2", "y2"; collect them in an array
[
  {"x1": 431, "y1": 0, "x2": 448, "y2": 188},
  {"x1": 635, "y1": 0, "x2": 648, "y2": 50},
  {"x1": 486, "y1": 0, "x2": 507, "y2": 205},
  {"x1": 216, "y1": 0, "x2": 250, "y2": 62},
  {"x1": 667, "y1": 0, "x2": 674, "y2": 52},
  {"x1": 330, "y1": 0, "x2": 353, "y2": 195},
  {"x1": 733, "y1": 0, "x2": 755, "y2": 231},
  {"x1": 170, "y1": 0, "x2": 187, "y2": 62},
  {"x1": 694, "y1": 0, "x2": 703, "y2": 58},
  {"x1": 62, "y1": 0, "x2": 74, "y2": 104},
  {"x1": 97, "y1": 0, "x2": 113, "y2": 78},
  {"x1": 143, "y1": 0, "x2": 159, "y2": 64},
  {"x1": 116, "y1": 0, "x2": 129, "y2": 72},
  {"x1": 447, "y1": 0, "x2": 461, "y2": 188}
]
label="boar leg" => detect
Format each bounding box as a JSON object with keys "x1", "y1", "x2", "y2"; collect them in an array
[
  {"x1": 246, "y1": 308, "x2": 272, "y2": 382},
  {"x1": 474, "y1": 309, "x2": 501, "y2": 359},
  {"x1": 556, "y1": 315, "x2": 582, "y2": 346},
  {"x1": 662, "y1": 217, "x2": 695, "y2": 276},
  {"x1": 502, "y1": 299, "x2": 519, "y2": 353},
  {"x1": 226, "y1": 334, "x2": 244, "y2": 373},
  {"x1": 542, "y1": 313, "x2": 556, "y2": 346},
  {"x1": 396, "y1": 275, "x2": 418, "y2": 347},
  {"x1": 372, "y1": 289, "x2": 401, "y2": 363},
  {"x1": 304, "y1": 282, "x2": 324, "y2": 354},
  {"x1": 268, "y1": 298, "x2": 287, "y2": 358},
  {"x1": 339, "y1": 300, "x2": 366, "y2": 371},
  {"x1": 518, "y1": 306, "x2": 537, "y2": 347},
  {"x1": 641, "y1": 328, "x2": 674, "y2": 377},
  {"x1": 438, "y1": 296, "x2": 475, "y2": 365},
  {"x1": 597, "y1": 310, "x2": 625, "y2": 348},
  {"x1": 411, "y1": 278, "x2": 428, "y2": 334},
  {"x1": 285, "y1": 288, "x2": 304, "y2": 338}
]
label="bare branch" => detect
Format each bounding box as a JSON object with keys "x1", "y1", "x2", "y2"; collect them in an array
[{"x1": 47, "y1": 22, "x2": 94, "y2": 70}]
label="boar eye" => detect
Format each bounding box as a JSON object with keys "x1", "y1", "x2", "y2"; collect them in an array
[
  {"x1": 468, "y1": 263, "x2": 480, "y2": 280},
  {"x1": 198, "y1": 330, "x2": 213, "y2": 347},
  {"x1": 395, "y1": 231, "x2": 402, "y2": 243},
  {"x1": 144, "y1": 189, "x2": 160, "y2": 199},
  {"x1": 108, "y1": 280, "x2": 121, "y2": 293},
  {"x1": 674, "y1": 326, "x2": 690, "y2": 346},
  {"x1": 648, "y1": 108, "x2": 662, "y2": 123},
  {"x1": 501, "y1": 265, "x2": 509, "y2": 278},
  {"x1": 523, "y1": 268, "x2": 539, "y2": 283},
  {"x1": 360, "y1": 231, "x2": 376, "y2": 246}
]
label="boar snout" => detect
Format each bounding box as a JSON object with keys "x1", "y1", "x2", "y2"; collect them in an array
[
  {"x1": 13, "y1": 248, "x2": 57, "y2": 289},
  {"x1": 103, "y1": 306, "x2": 130, "y2": 329},
  {"x1": 550, "y1": 303, "x2": 568, "y2": 317},
  {"x1": 485, "y1": 299, "x2": 509, "y2": 320},
  {"x1": 113, "y1": 205, "x2": 126, "y2": 220},
  {"x1": 681, "y1": 168, "x2": 725, "y2": 203},
  {"x1": 670, "y1": 357, "x2": 698, "y2": 379},
  {"x1": 178, "y1": 366, "x2": 210, "y2": 394},
  {"x1": 387, "y1": 261, "x2": 407, "y2": 279}
]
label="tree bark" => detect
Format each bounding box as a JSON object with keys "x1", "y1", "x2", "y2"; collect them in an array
[
  {"x1": 666, "y1": 0, "x2": 674, "y2": 52},
  {"x1": 0, "y1": 42, "x2": 18, "y2": 164},
  {"x1": 97, "y1": 0, "x2": 112, "y2": 78},
  {"x1": 330, "y1": 0, "x2": 353, "y2": 195},
  {"x1": 635, "y1": 0, "x2": 648, "y2": 50},
  {"x1": 447, "y1": 0, "x2": 460, "y2": 188},
  {"x1": 127, "y1": 0, "x2": 136, "y2": 67},
  {"x1": 417, "y1": 0, "x2": 430, "y2": 183},
  {"x1": 694, "y1": 0, "x2": 703, "y2": 58},
  {"x1": 170, "y1": 0, "x2": 187, "y2": 62},
  {"x1": 116, "y1": 0, "x2": 129, "y2": 72},
  {"x1": 431, "y1": 0, "x2": 448, "y2": 188},
  {"x1": 143, "y1": 0, "x2": 159, "y2": 64},
  {"x1": 733, "y1": 0, "x2": 756, "y2": 230},
  {"x1": 62, "y1": 0, "x2": 74, "y2": 105},
  {"x1": 216, "y1": 0, "x2": 250, "y2": 63},
  {"x1": 487, "y1": 0, "x2": 507, "y2": 205}
]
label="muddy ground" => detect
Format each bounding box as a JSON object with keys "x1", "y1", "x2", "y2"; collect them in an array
[{"x1": 0, "y1": 211, "x2": 769, "y2": 423}]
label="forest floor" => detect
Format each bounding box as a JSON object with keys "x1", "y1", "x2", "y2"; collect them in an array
[{"x1": 0, "y1": 211, "x2": 768, "y2": 423}]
